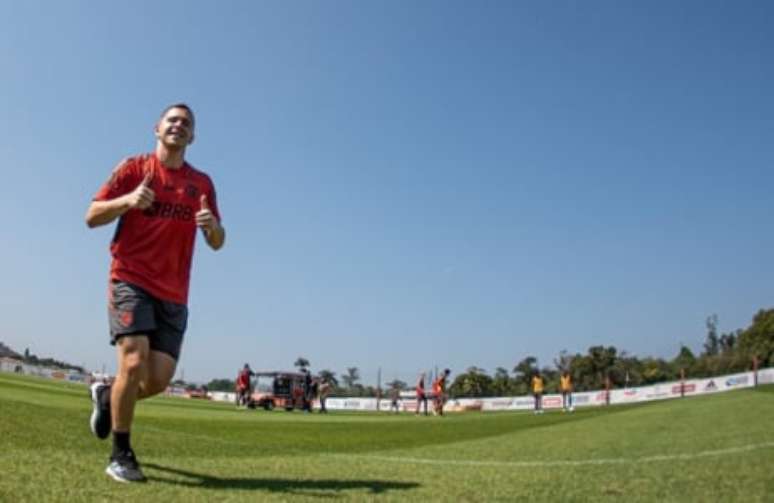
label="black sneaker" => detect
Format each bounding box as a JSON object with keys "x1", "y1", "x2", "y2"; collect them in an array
[
  {"x1": 89, "y1": 382, "x2": 111, "y2": 439},
  {"x1": 106, "y1": 450, "x2": 146, "y2": 483}
]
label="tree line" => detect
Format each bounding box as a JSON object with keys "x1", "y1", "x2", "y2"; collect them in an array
[
  {"x1": 453, "y1": 308, "x2": 772, "y2": 397},
  {"x1": 0, "y1": 344, "x2": 87, "y2": 374},
  {"x1": 202, "y1": 308, "x2": 773, "y2": 397}
]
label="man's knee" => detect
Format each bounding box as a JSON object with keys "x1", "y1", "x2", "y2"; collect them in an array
[
  {"x1": 117, "y1": 338, "x2": 150, "y2": 381},
  {"x1": 139, "y1": 351, "x2": 176, "y2": 398}
]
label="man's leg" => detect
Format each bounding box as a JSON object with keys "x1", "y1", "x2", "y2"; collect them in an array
[
  {"x1": 105, "y1": 346, "x2": 175, "y2": 483},
  {"x1": 108, "y1": 345, "x2": 176, "y2": 433},
  {"x1": 137, "y1": 350, "x2": 177, "y2": 399},
  {"x1": 105, "y1": 335, "x2": 149, "y2": 483},
  {"x1": 112, "y1": 336, "x2": 150, "y2": 433}
]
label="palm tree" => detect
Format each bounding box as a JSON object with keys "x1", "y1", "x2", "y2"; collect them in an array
[
  {"x1": 341, "y1": 367, "x2": 360, "y2": 389},
  {"x1": 385, "y1": 379, "x2": 407, "y2": 391},
  {"x1": 318, "y1": 369, "x2": 338, "y2": 388}
]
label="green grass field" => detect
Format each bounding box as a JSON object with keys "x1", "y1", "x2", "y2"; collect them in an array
[{"x1": 1, "y1": 372, "x2": 772, "y2": 502}]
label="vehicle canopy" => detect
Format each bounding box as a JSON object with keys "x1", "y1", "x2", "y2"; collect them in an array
[{"x1": 252, "y1": 371, "x2": 305, "y2": 397}]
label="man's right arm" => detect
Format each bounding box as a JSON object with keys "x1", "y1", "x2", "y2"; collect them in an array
[
  {"x1": 85, "y1": 197, "x2": 133, "y2": 228},
  {"x1": 85, "y1": 171, "x2": 154, "y2": 228}
]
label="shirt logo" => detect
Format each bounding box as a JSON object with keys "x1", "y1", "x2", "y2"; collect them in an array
[{"x1": 185, "y1": 184, "x2": 199, "y2": 198}]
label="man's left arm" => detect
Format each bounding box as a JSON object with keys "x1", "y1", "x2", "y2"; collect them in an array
[
  {"x1": 203, "y1": 223, "x2": 226, "y2": 250},
  {"x1": 195, "y1": 194, "x2": 226, "y2": 250}
]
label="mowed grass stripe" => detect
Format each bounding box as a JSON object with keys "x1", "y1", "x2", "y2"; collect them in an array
[{"x1": 337, "y1": 441, "x2": 774, "y2": 468}]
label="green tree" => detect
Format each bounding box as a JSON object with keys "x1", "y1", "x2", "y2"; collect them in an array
[
  {"x1": 492, "y1": 367, "x2": 511, "y2": 396},
  {"x1": 737, "y1": 308, "x2": 774, "y2": 367},
  {"x1": 719, "y1": 332, "x2": 738, "y2": 354},
  {"x1": 640, "y1": 357, "x2": 673, "y2": 384},
  {"x1": 449, "y1": 367, "x2": 493, "y2": 397},
  {"x1": 554, "y1": 350, "x2": 574, "y2": 373},
  {"x1": 341, "y1": 367, "x2": 360, "y2": 390},
  {"x1": 672, "y1": 345, "x2": 696, "y2": 375},
  {"x1": 703, "y1": 314, "x2": 720, "y2": 356},
  {"x1": 206, "y1": 378, "x2": 236, "y2": 392},
  {"x1": 294, "y1": 357, "x2": 310, "y2": 370},
  {"x1": 317, "y1": 369, "x2": 338, "y2": 388},
  {"x1": 512, "y1": 356, "x2": 537, "y2": 393},
  {"x1": 385, "y1": 379, "x2": 407, "y2": 391}
]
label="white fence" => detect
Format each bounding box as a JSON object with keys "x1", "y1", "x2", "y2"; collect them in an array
[
  {"x1": 3, "y1": 356, "x2": 771, "y2": 412},
  {"x1": 207, "y1": 367, "x2": 774, "y2": 412}
]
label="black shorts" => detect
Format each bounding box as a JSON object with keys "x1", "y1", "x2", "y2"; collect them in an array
[{"x1": 108, "y1": 280, "x2": 188, "y2": 361}]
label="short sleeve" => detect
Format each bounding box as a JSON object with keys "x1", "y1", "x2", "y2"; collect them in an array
[
  {"x1": 93, "y1": 157, "x2": 143, "y2": 201},
  {"x1": 205, "y1": 177, "x2": 221, "y2": 222}
]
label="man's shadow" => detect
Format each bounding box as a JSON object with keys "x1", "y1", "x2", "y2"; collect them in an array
[{"x1": 143, "y1": 463, "x2": 420, "y2": 497}]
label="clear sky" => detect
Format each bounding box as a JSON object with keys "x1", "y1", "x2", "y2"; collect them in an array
[{"x1": 1, "y1": 1, "x2": 772, "y2": 386}]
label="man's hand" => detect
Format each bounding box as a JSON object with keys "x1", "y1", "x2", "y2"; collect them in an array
[
  {"x1": 125, "y1": 172, "x2": 155, "y2": 210},
  {"x1": 85, "y1": 170, "x2": 154, "y2": 228},
  {"x1": 196, "y1": 194, "x2": 225, "y2": 250},
  {"x1": 195, "y1": 194, "x2": 218, "y2": 232}
]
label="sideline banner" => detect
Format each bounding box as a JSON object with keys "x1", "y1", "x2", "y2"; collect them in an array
[
  {"x1": 3, "y1": 359, "x2": 771, "y2": 412},
  {"x1": 758, "y1": 368, "x2": 774, "y2": 385}
]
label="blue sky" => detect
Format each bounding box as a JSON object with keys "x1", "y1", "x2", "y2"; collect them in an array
[{"x1": 1, "y1": 1, "x2": 771, "y2": 385}]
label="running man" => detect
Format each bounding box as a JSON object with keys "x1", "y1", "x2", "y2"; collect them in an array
[
  {"x1": 531, "y1": 372, "x2": 544, "y2": 414},
  {"x1": 560, "y1": 370, "x2": 574, "y2": 412},
  {"x1": 86, "y1": 103, "x2": 225, "y2": 482}
]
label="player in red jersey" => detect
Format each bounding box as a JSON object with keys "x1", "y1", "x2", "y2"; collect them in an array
[
  {"x1": 236, "y1": 364, "x2": 255, "y2": 407},
  {"x1": 85, "y1": 104, "x2": 225, "y2": 483}
]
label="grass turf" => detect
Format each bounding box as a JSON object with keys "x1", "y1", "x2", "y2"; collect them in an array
[{"x1": 0, "y1": 372, "x2": 772, "y2": 501}]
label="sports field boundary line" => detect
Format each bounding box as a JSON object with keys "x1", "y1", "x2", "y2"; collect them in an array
[{"x1": 334, "y1": 441, "x2": 774, "y2": 468}]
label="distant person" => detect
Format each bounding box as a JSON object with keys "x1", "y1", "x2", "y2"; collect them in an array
[
  {"x1": 415, "y1": 373, "x2": 428, "y2": 416},
  {"x1": 318, "y1": 378, "x2": 331, "y2": 413},
  {"x1": 307, "y1": 376, "x2": 319, "y2": 411},
  {"x1": 433, "y1": 369, "x2": 451, "y2": 416},
  {"x1": 531, "y1": 372, "x2": 544, "y2": 414},
  {"x1": 302, "y1": 369, "x2": 313, "y2": 412},
  {"x1": 389, "y1": 387, "x2": 401, "y2": 413},
  {"x1": 236, "y1": 364, "x2": 254, "y2": 408},
  {"x1": 560, "y1": 371, "x2": 574, "y2": 412},
  {"x1": 85, "y1": 103, "x2": 225, "y2": 483}
]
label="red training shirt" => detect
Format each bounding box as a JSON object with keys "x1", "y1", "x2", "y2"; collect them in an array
[
  {"x1": 237, "y1": 370, "x2": 251, "y2": 390},
  {"x1": 94, "y1": 153, "x2": 221, "y2": 305}
]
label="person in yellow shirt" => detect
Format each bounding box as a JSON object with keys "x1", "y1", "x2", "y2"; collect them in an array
[
  {"x1": 531, "y1": 372, "x2": 544, "y2": 415},
  {"x1": 432, "y1": 369, "x2": 451, "y2": 416},
  {"x1": 560, "y1": 371, "x2": 574, "y2": 412}
]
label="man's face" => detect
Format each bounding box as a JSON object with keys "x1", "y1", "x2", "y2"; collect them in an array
[{"x1": 155, "y1": 107, "x2": 195, "y2": 149}]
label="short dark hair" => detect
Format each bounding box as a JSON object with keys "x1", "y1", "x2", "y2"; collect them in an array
[{"x1": 160, "y1": 103, "x2": 195, "y2": 126}]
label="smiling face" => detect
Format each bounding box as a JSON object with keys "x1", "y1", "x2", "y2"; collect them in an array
[{"x1": 155, "y1": 106, "x2": 195, "y2": 150}]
